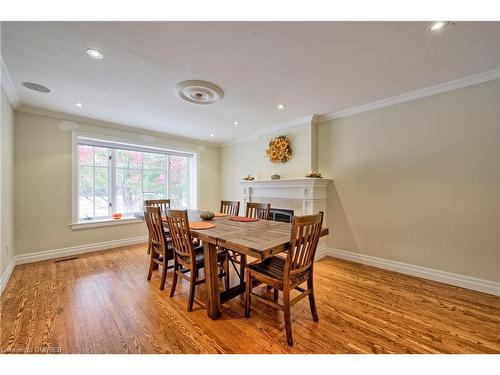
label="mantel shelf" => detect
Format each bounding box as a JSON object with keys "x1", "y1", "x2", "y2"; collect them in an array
[
  {"x1": 239, "y1": 178, "x2": 332, "y2": 187},
  {"x1": 239, "y1": 178, "x2": 331, "y2": 217}
]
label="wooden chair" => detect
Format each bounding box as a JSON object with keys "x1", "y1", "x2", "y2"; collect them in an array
[
  {"x1": 144, "y1": 199, "x2": 171, "y2": 213},
  {"x1": 229, "y1": 202, "x2": 272, "y2": 284},
  {"x1": 220, "y1": 200, "x2": 240, "y2": 216},
  {"x1": 144, "y1": 206, "x2": 174, "y2": 290},
  {"x1": 226, "y1": 202, "x2": 272, "y2": 285},
  {"x1": 246, "y1": 202, "x2": 271, "y2": 220},
  {"x1": 165, "y1": 210, "x2": 229, "y2": 312},
  {"x1": 244, "y1": 211, "x2": 324, "y2": 346},
  {"x1": 144, "y1": 199, "x2": 171, "y2": 254}
]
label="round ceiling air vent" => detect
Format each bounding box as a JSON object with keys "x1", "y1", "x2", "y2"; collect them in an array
[
  {"x1": 22, "y1": 81, "x2": 51, "y2": 93},
  {"x1": 176, "y1": 80, "x2": 224, "y2": 105}
]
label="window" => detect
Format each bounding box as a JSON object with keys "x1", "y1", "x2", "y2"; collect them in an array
[{"x1": 74, "y1": 135, "x2": 196, "y2": 222}]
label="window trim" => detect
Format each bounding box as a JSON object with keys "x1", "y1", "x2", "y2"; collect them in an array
[{"x1": 71, "y1": 131, "x2": 199, "y2": 227}]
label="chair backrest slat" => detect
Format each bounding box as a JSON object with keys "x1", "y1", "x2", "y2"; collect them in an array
[
  {"x1": 246, "y1": 202, "x2": 271, "y2": 220},
  {"x1": 220, "y1": 200, "x2": 240, "y2": 216},
  {"x1": 164, "y1": 209, "x2": 195, "y2": 265},
  {"x1": 144, "y1": 206, "x2": 168, "y2": 249},
  {"x1": 285, "y1": 212, "x2": 324, "y2": 281},
  {"x1": 144, "y1": 199, "x2": 171, "y2": 214}
]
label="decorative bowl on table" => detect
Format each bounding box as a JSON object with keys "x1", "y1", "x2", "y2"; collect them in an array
[{"x1": 199, "y1": 211, "x2": 215, "y2": 221}]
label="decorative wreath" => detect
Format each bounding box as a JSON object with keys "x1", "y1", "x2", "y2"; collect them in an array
[{"x1": 266, "y1": 135, "x2": 292, "y2": 164}]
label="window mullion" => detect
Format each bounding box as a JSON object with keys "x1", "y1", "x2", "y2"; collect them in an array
[
  {"x1": 166, "y1": 155, "x2": 170, "y2": 204},
  {"x1": 141, "y1": 152, "x2": 144, "y2": 205},
  {"x1": 92, "y1": 147, "x2": 96, "y2": 218},
  {"x1": 110, "y1": 149, "x2": 115, "y2": 217},
  {"x1": 187, "y1": 157, "x2": 191, "y2": 209}
]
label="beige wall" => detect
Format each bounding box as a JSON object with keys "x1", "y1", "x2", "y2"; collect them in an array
[
  {"x1": 220, "y1": 122, "x2": 312, "y2": 201},
  {"x1": 1, "y1": 87, "x2": 15, "y2": 279},
  {"x1": 14, "y1": 110, "x2": 220, "y2": 256},
  {"x1": 318, "y1": 80, "x2": 500, "y2": 282}
]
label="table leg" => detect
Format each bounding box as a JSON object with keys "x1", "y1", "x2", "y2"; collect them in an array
[
  {"x1": 203, "y1": 241, "x2": 221, "y2": 319},
  {"x1": 239, "y1": 254, "x2": 246, "y2": 284}
]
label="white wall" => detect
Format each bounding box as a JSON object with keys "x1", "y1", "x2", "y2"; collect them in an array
[
  {"x1": 0, "y1": 87, "x2": 15, "y2": 281},
  {"x1": 14, "y1": 108, "x2": 220, "y2": 256}
]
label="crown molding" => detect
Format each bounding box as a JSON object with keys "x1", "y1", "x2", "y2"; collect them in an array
[
  {"x1": 320, "y1": 68, "x2": 500, "y2": 122},
  {"x1": 0, "y1": 56, "x2": 21, "y2": 108},
  {"x1": 222, "y1": 114, "x2": 314, "y2": 147}
]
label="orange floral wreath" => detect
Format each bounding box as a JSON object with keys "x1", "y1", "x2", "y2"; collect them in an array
[{"x1": 266, "y1": 135, "x2": 292, "y2": 164}]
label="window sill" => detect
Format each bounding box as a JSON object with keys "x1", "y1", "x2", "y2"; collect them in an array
[{"x1": 70, "y1": 217, "x2": 143, "y2": 230}]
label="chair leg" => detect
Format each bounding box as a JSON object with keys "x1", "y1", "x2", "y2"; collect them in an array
[
  {"x1": 244, "y1": 269, "x2": 252, "y2": 318},
  {"x1": 147, "y1": 252, "x2": 155, "y2": 281},
  {"x1": 147, "y1": 241, "x2": 151, "y2": 255},
  {"x1": 187, "y1": 269, "x2": 196, "y2": 312},
  {"x1": 169, "y1": 265, "x2": 178, "y2": 297},
  {"x1": 283, "y1": 287, "x2": 294, "y2": 346},
  {"x1": 159, "y1": 260, "x2": 168, "y2": 290},
  {"x1": 273, "y1": 288, "x2": 279, "y2": 302},
  {"x1": 307, "y1": 276, "x2": 319, "y2": 322}
]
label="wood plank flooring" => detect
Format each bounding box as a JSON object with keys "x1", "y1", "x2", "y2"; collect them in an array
[{"x1": 1, "y1": 244, "x2": 499, "y2": 353}]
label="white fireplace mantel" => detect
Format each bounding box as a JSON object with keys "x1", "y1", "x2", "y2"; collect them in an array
[{"x1": 239, "y1": 178, "x2": 332, "y2": 216}]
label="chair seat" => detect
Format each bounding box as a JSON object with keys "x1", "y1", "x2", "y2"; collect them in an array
[
  {"x1": 151, "y1": 241, "x2": 174, "y2": 260},
  {"x1": 179, "y1": 246, "x2": 227, "y2": 267},
  {"x1": 247, "y1": 256, "x2": 308, "y2": 284}
]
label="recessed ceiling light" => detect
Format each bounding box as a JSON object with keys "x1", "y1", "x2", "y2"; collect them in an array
[
  {"x1": 233, "y1": 121, "x2": 239, "y2": 126},
  {"x1": 86, "y1": 48, "x2": 104, "y2": 59},
  {"x1": 277, "y1": 103, "x2": 286, "y2": 110},
  {"x1": 210, "y1": 134, "x2": 214, "y2": 137},
  {"x1": 429, "y1": 21, "x2": 450, "y2": 32},
  {"x1": 74, "y1": 102, "x2": 83, "y2": 108}
]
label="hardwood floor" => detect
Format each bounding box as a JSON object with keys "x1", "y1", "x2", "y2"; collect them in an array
[{"x1": 1, "y1": 244, "x2": 499, "y2": 353}]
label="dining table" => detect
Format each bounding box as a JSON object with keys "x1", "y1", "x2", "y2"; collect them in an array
[{"x1": 136, "y1": 209, "x2": 329, "y2": 320}]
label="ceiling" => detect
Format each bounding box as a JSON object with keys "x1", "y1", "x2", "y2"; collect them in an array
[{"x1": 2, "y1": 21, "x2": 499, "y2": 144}]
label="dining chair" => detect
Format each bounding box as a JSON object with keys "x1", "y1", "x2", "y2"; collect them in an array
[
  {"x1": 165, "y1": 209, "x2": 229, "y2": 312},
  {"x1": 229, "y1": 202, "x2": 272, "y2": 284},
  {"x1": 144, "y1": 199, "x2": 171, "y2": 254},
  {"x1": 226, "y1": 202, "x2": 272, "y2": 285},
  {"x1": 144, "y1": 206, "x2": 175, "y2": 290},
  {"x1": 246, "y1": 202, "x2": 271, "y2": 220},
  {"x1": 144, "y1": 199, "x2": 171, "y2": 213},
  {"x1": 218, "y1": 200, "x2": 240, "y2": 288},
  {"x1": 220, "y1": 200, "x2": 240, "y2": 216},
  {"x1": 244, "y1": 211, "x2": 324, "y2": 346}
]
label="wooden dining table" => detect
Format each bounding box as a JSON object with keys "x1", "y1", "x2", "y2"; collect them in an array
[{"x1": 137, "y1": 210, "x2": 329, "y2": 320}]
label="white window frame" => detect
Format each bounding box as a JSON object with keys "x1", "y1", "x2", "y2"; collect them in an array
[{"x1": 70, "y1": 131, "x2": 198, "y2": 229}]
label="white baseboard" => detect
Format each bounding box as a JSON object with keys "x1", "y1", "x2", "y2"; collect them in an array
[
  {"x1": 316, "y1": 248, "x2": 500, "y2": 297},
  {"x1": 0, "y1": 236, "x2": 147, "y2": 295},
  {"x1": 0, "y1": 256, "x2": 16, "y2": 295},
  {"x1": 314, "y1": 246, "x2": 331, "y2": 261}
]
